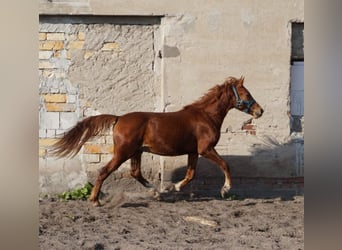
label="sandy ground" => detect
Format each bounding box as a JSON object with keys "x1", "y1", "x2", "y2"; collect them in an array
[{"x1": 39, "y1": 189, "x2": 304, "y2": 250}]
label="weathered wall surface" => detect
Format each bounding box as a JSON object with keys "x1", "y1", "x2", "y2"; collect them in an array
[
  {"x1": 39, "y1": 16, "x2": 161, "y2": 193},
  {"x1": 39, "y1": 0, "x2": 304, "y2": 195}
]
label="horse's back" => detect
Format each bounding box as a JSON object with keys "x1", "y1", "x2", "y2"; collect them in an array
[{"x1": 116, "y1": 110, "x2": 198, "y2": 155}]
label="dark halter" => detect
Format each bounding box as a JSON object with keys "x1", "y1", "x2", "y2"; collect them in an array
[{"x1": 232, "y1": 85, "x2": 256, "y2": 114}]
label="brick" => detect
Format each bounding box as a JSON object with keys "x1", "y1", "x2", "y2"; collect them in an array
[
  {"x1": 42, "y1": 70, "x2": 54, "y2": 78},
  {"x1": 66, "y1": 95, "x2": 77, "y2": 103},
  {"x1": 39, "y1": 148, "x2": 46, "y2": 157},
  {"x1": 83, "y1": 144, "x2": 114, "y2": 154},
  {"x1": 101, "y1": 42, "x2": 119, "y2": 51},
  {"x1": 45, "y1": 103, "x2": 76, "y2": 112},
  {"x1": 242, "y1": 124, "x2": 255, "y2": 130},
  {"x1": 68, "y1": 41, "x2": 84, "y2": 50},
  {"x1": 39, "y1": 129, "x2": 47, "y2": 138},
  {"x1": 44, "y1": 94, "x2": 67, "y2": 103},
  {"x1": 60, "y1": 112, "x2": 78, "y2": 130},
  {"x1": 39, "y1": 33, "x2": 46, "y2": 41},
  {"x1": 87, "y1": 135, "x2": 106, "y2": 144},
  {"x1": 39, "y1": 51, "x2": 53, "y2": 60},
  {"x1": 46, "y1": 129, "x2": 56, "y2": 138},
  {"x1": 84, "y1": 51, "x2": 93, "y2": 59},
  {"x1": 56, "y1": 130, "x2": 66, "y2": 136},
  {"x1": 105, "y1": 135, "x2": 113, "y2": 143},
  {"x1": 53, "y1": 50, "x2": 61, "y2": 58},
  {"x1": 47, "y1": 33, "x2": 65, "y2": 41},
  {"x1": 84, "y1": 154, "x2": 100, "y2": 163},
  {"x1": 247, "y1": 130, "x2": 256, "y2": 135},
  {"x1": 39, "y1": 112, "x2": 59, "y2": 129},
  {"x1": 78, "y1": 31, "x2": 85, "y2": 41},
  {"x1": 39, "y1": 41, "x2": 64, "y2": 50},
  {"x1": 39, "y1": 138, "x2": 58, "y2": 147},
  {"x1": 100, "y1": 154, "x2": 113, "y2": 163},
  {"x1": 66, "y1": 50, "x2": 71, "y2": 60},
  {"x1": 39, "y1": 61, "x2": 55, "y2": 69}
]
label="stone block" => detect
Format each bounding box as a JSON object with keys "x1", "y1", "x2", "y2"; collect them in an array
[
  {"x1": 44, "y1": 94, "x2": 67, "y2": 103},
  {"x1": 39, "y1": 138, "x2": 58, "y2": 147},
  {"x1": 39, "y1": 129, "x2": 47, "y2": 138},
  {"x1": 86, "y1": 135, "x2": 106, "y2": 144},
  {"x1": 105, "y1": 135, "x2": 113, "y2": 143},
  {"x1": 83, "y1": 50, "x2": 93, "y2": 59},
  {"x1": 47, "y1": 33, "x2": 65, "y2": 41},
  {"x1": 46, "y1": 129, "x2": 56, "y2": 138},
  {"x1": 40, "y1": 112, "x2": 60, "y2": 129},
  {"x1": 45, "y1": 103, "x2": 76, "y2": 112},
  {"x1": 39, "y1": 41, "x2": 64, "y2": 50},
  {"x1": 66, "y1": 50, "x2": 71, "y2": 60},
  {"x1": 84, "y1": 154, "x2": 100, "y2": 163},
  {"x1": 39, "y1": 51, "x2": 53, "y2": 60},
  {"x1": 39, "y1": 149, "x2": 46, "y2": 157},
  {"x1": 100, "y1": 154, "x2": 113, "y2": 163},
  {"x1": 83, "y1": 144, "x2": 114, "y2": 154},
  {"x1": 39, "y1": 61, "x2": 55, "y2": 69},
  {"x1": 60, "y1": 112, "x2": 78, "y2": 130},
  {"x1": 53, "y1": 50, "x2": 61, "y2": 58},
  {"x1": 56, "y1": 129, "x2": 66, "y2": 136},
  {"x1": 78, "y1": 31, "x2": 85, "y2": 40},
  {"x1": 66, "y1": 94, "x2": 77, "y2": 103},
  {"x1": 39, "y1": 33, "x2": 46, "y2": 41},
  {"x1": 101, "y1": 42, "x2": 119, "y2": 50},
  {"x1": 68, "y1": 41, "x2": 84, "y2": 50}
]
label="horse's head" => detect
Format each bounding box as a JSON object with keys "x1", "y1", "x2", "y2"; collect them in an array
[{"x1": 231, "y1": 76, "x2": 264, "y2": 119}]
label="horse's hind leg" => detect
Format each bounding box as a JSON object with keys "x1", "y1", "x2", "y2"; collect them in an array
[
  {"x1": 173, "y1": 153, "x2": 199, "y2": 191},
  {"x1": 89, "y1": 156, "x2": 125, "y2": 207},
  {"x1": 130, "y1": 151, "x2": 153, "y2": 188}
]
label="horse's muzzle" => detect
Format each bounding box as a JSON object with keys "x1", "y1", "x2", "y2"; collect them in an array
[{"x1": 253, "y1": 107, "x2": 264, "y2": 119}]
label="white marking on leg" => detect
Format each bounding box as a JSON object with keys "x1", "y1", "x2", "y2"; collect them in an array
[
  {"x1": 174, "y1": 181, "x2": 183, "y2": 192},
  {"x1": 221, "y1": 178, "x2": 231, "y2": 196},
  {"x1": 224, "y1": 177, "x2": 231, "y2": 190}
]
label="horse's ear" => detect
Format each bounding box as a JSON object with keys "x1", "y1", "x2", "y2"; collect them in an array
[{"x1": 238, "y1": 76, "x2": 245, "y2": 86}]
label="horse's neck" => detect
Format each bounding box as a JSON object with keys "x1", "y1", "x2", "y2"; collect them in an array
[
  {"x1": 203, "y1": 105, "x2": 226, "y2": 128},
  {"x1": 201, "y1": 99, "x2": 233, "y2": 129},
  {"x1": 184, "y1": 84, "x2": 235, "y2": 128}
]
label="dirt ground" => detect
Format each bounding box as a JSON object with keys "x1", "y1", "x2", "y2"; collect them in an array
[{"x1": 39, "y1": 189, "x2": 304, "y2": 250}]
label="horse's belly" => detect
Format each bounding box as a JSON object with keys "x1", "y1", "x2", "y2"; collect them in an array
[
  {"x1": 141, "y1": 139, "x2": 197, "y2": 156},
  {"x1": 142, "y1": 114, "x2": 198, "y2": 155}
]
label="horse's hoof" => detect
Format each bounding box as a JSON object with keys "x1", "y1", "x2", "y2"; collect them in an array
[
  {"x1": 164, "y1": 183, "x2": 176, "y2": 192},
  {"x1": 92, "y1": 200, "x2": 101, "y2": 207},
  {"x1": 148, "y1": 187, "x2": 160, "y2": 199},
  {"x1": 162, "y1": 184, "x2": 176, "y2": 193},
  {"x1": 220, "y1": 186, "x2": 231, "y2": 198}
]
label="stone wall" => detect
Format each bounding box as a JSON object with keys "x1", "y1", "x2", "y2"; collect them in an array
[{"x1": 39, "y1": 16, "x2": 162, "y2": 193}]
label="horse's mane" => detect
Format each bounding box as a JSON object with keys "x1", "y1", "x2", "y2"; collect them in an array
[{"x1": 183, "y1": 77, "x2": 237, "y2": 109}]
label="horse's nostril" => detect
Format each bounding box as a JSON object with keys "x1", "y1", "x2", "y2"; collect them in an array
[{"x1": 261, "y1": 108, "x2": 264, "y2": 114}]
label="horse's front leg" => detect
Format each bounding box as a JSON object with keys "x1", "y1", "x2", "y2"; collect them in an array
[
  {"x1": 172, "y1": 153, "x2": 199, "y2": 191},
  {"x1": 200, "y1": 148, "x2": 232, "y2": 198}
]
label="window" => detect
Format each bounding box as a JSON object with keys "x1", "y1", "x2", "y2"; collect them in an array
[{"x1": 290, "y1": 23, "x2": 304, "y2": 133}]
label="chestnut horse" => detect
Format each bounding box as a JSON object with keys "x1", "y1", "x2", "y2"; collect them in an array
[{"x1": 51, "y1": 76, "x2": 263, "y2": 206}]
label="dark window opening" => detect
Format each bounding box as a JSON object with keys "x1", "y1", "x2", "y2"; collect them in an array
[{"x1": 290, "y1": 22, "x2": 304, "y2": 134}]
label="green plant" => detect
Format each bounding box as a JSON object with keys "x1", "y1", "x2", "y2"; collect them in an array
[
  {"x1": 58, "y1": 182, "x2": 93, "y2": 201},
  {"x1": 226, "y1": 193, "x2": 244, "y2": 200}
]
